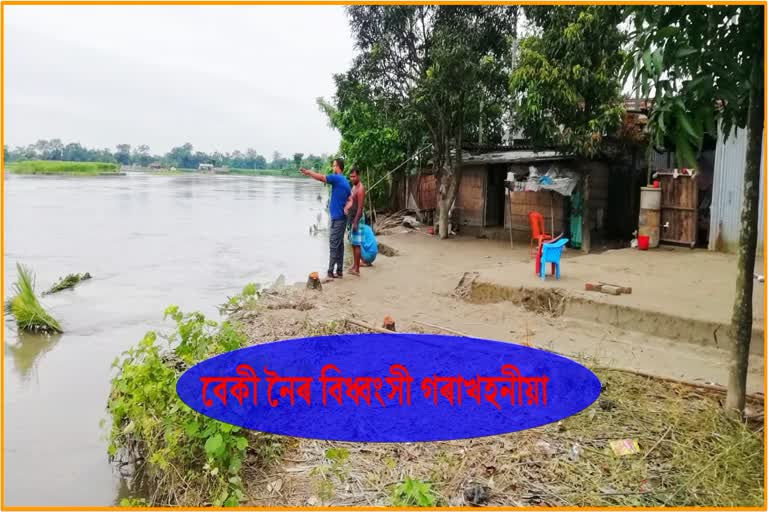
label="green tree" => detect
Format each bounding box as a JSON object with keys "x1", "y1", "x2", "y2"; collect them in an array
[
  {"x1": 628, "y1": 4, "x2": 764, "y2": 414},
  {"x1": 253, "y1": 155, "x2": 267, "y2": 169},
  {"x1": 115, "y1": 144, "x2": 132, "y2": 165},
  {"x1": 345, "y1": 5, "x2": 518, "y2": 237},
  {"x1": 3, "y1": 144, "x2": 9, "y2": 163},
  {"x1": 62, "y1": 142, "x2": 87, "y2": 161},
  {"x1": 318, "y1": 70, "x2": 423, "y2": 210},
  {"x1": 292, "y1": 152, "x2": 304, "y2": 169},
  {"x1": 132, "y1": 144, "x2": 152, "y2": 167},
  {"x1": 167, "y1": 143, "x2": 195, "y2": 169},
  {"x1": 510, "y1": 5, "x2": 628, "y2": 156},
  {"x1": 270, "y1": 151, "x2": 282, "y2": 169}
]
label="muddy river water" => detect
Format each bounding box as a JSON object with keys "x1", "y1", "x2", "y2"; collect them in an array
[{"x1": 3, "y1": 172, "x2": 330, "y2": 506}]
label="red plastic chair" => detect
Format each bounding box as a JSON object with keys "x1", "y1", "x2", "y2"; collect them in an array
[{"x1": 528, "y1": 211, "x2": 552, "y2": 259}]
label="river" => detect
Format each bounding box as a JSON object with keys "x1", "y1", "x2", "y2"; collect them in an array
[{"x1": 2, "y1": 172, "x2": 331, "y2": 506}]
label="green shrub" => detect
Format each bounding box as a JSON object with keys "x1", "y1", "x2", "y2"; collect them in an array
[
  {"x1": 4, "y1": 263, "x2": 62, "y2": 333},
  {"x1": 107, "y1": 305, "x2": 281, "y2": 506},
  {"x1": 392, "y1": 477, "x2": 438, "y2": 507}
]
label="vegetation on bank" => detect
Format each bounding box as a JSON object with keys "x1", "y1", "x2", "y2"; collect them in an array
[
  {"x1": 4, "y1": 263, "x2": 62, "y2": 333},
  {"x1": 4, "y1": 140, "x2": 331, "y2": 175},
  {"x1": 7, "y1": 160, "x2": 118, "y2": 175},
  {"x1": 107, "y1": 285, "x2": 287, "y2": 507}
]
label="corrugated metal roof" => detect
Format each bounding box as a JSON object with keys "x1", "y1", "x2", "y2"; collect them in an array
[
  {"x1": 461, "y1": 149, "x2": 571, "y2": 164},
  {"x1": 709, "y1": 126, "x2": 765, "y2": 252}
]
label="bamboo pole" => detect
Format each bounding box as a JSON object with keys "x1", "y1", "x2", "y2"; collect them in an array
[
  {"x1": 507, "y1": 189, "x2": 514, "y2": 249},
  {"x1": 412, "y1": 320, "x2": 468, "y2": 337},
  {"x1": 550, "y1": 191, "x2": 555, "y2": 236},
  {"x1": 594, "y1": 366, "x2": 764, "y2": 403},
  {"x1": 345, "y1": 318, "x2": 396, "y2": 334}
]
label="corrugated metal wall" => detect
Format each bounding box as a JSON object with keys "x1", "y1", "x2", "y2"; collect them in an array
[
  {"x1": 709, "y1": 127, "x2": 765, "y2": 252},
  {"x1": 650, "y1": 149, "x2": 675, "y2": 171}
]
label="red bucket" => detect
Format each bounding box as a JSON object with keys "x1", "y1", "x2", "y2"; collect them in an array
[{"x1": 637, "y1": 235, "x2": 650, "y2": 250}]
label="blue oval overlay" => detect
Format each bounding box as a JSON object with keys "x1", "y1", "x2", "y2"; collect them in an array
[{"x1": 176, "y1": 333, "x2": 601, "y2": 442}]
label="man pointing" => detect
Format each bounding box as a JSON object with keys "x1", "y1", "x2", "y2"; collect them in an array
[{"x1": 300, "y1": 158, "x2": 351, "y2": 279}]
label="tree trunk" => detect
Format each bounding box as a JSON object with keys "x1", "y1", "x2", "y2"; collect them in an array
[
  {"x1": 725, "y1": 70, "x2": 764, "y2": 415},
  {"x1": 437, "y1": 143, "x2": 463, "y2": 239},
  {"x1": 438, "y1": 196, "x2": 450, "y2": 238}
]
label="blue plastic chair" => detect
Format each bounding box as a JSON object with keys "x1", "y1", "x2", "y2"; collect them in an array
[{"x1": 540, "y1": 238, "x2": 569, "y2": 280}]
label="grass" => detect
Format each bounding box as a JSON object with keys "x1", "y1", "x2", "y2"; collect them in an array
[
  {"x1": 249, "y1": 359, "x2": 764, "y2": 507},
  {"x1": 7, "y1": 160, "x2": 119, "y2": 175},
  {"x1": 4, "y1": 263, "x2": 63, "y2": 333}
]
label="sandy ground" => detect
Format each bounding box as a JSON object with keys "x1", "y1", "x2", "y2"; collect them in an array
[
  {"x1": 237, "y1": 236, "x2": 765, "y2": 508},
  {"x1": 315, "y1": 231, "x2": 765, "y2": 394}
]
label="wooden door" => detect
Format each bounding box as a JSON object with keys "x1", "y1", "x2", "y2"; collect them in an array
[{"x1": 658, "y1": 172, "x2": 698, "y2": 247}]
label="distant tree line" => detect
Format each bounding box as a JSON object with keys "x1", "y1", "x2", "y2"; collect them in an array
[{"x1": 3, "y1": 140, "x2": 330, "y2": 173}]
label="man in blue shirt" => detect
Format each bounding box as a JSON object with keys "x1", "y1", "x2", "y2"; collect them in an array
[{"x1": 300, "y1": 158, "x2": 351, "y2": 279}]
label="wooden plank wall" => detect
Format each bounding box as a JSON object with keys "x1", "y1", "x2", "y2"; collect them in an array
[
  {"x1": 405, "y1": 172, "x2": 438, "y2": 210},
  {"x1": 504, "y1": 191, "x2": 566, "y2": 240},
  {"x1": 574, "y1": 161, "x2": 610, "y2": 233},
  {"x1": 396, "y1": 161, "x2": 614, "y2": 244},
  {"x1": 455, "y1": 165, "x2": 486, "y2": 226}
]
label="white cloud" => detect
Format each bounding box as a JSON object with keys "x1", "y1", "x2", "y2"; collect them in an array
[{"x1": 4, "y1": 5, "x2": 355, "y2": 156}]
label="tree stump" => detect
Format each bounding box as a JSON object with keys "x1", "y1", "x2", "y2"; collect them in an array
[
  {"x1": 382, "y1": 316, "x2": 396, "y2": 331},
  {"x1": 306, "y1": 272, "x2": 322, "y2": 291}
]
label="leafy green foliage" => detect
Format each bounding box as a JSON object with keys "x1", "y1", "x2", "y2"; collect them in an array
[
  {"x1": 119, "y1": 498, "x2": 148, "y2": 507},
  {"x1": 626, "y1": 5, "x2": 763, "y2": 166},
  {"x1": 310, "y1": 447, "x2": 352, "y2": 502},
  {"x1": 318, "y1": 73, "x2": 421, "y2": 210},
  {"x1": 331, "y1": 6, "x2": 518, "y2": 235},
  {"x1": 324, "y1": 447, "x2": 350, "y2": 465},
  {"x1": 218, "y1": 283, "x2": 261, "y2": 315},
  {"x1": 107, "y1": 306, "x2": 282, "y2": 506},
  {"x1": 4, "y1": 263, "x2": 62, "y2": 333},
  {"x1": 392, "y1": 477, "x2": 437, "y2": 507},
  {"x1": 44, "y1": 272, "x2": 92, "y2": 295},
  {"x1": 510, "y1": 6, "x2": 628, "y2": 157}
]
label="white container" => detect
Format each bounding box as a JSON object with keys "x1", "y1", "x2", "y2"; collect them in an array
[{"x1": 640, "y1": 187, "x2": 661, "y2": 210}]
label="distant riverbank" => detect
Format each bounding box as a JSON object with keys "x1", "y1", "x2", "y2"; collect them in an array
[
  {"x1": 6, "y1": 160, "x2": 121, "y2": 175},
  {"x1": 125, "y1": 166, "x2": 304, "y2": 178},
  {"x1": 5, "y1": 161, "x2": 311, "y2": 178}
]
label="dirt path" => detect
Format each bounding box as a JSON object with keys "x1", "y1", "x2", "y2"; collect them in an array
[{"x1": 316, "y1": 232, "x2": 764, "y2": 394}]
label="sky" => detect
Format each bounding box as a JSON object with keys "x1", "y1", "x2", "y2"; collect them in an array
[{"x1": 4, "y1": 5, "x2": 356, "y2": 157}]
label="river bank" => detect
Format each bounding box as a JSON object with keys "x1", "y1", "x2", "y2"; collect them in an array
[
  {"x1": 6, "y1": 160, "x2": 121, "y2": 175},
  {"x1": 109, "y1": 232, "x2": 765, "y2": 507}
]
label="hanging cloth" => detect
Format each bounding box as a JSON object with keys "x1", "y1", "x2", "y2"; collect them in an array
[{"x1": 570, "y1": 189, "x2": 583, "y2": 248}]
